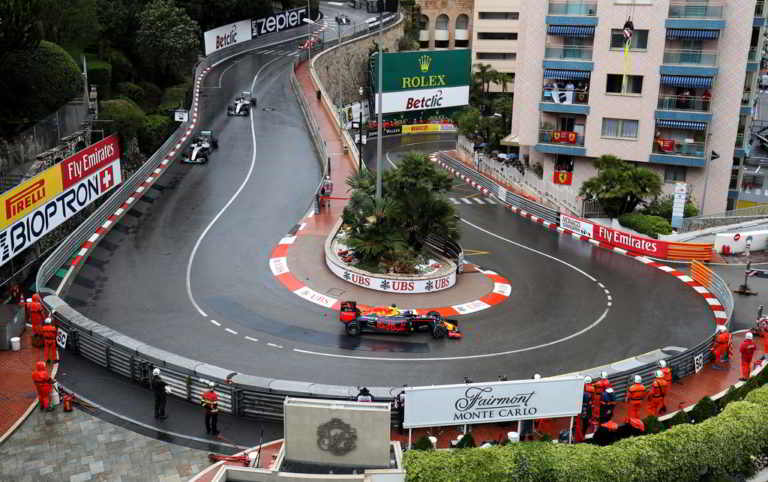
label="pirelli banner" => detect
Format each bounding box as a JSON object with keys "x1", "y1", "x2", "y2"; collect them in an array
[{"x1": 0, "y1": 136, "x2": 122, "y2": 267}]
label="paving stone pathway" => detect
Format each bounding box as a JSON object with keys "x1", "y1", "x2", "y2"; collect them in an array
[{"x1": 0, "y1": 407, "x2": 210, "y2": 482}]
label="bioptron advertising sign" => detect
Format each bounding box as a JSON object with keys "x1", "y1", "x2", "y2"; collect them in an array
[
  {"x1": 203, "y1": 8, "x2": 308, "y2": 55},
  {"x1": 403, "y1": 377, "x2": 583, "y2": 429},
  {"x1": 0, "y1": 135, "x2": 122, "y2": 267},
  {"x1": 374, "y1": 50, "x2": 471, "y2": 115}
]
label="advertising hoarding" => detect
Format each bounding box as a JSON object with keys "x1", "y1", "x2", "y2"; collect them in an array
[
  {"x1": 325, "y1": 254, "x2": 456, "y2": 293},
  {"x1": 0, "y1": 136, "x2": 122, "y2": 267},
  {"x1": 203, "y1": 20, "x2": 253, "y2": 56},
  {"x1": 251, "y1": 7, "x2": 308, "y2": 38},
  {"x1": 560, "y1": 214, "x2": 593, "y2": 238},
  {"x1": 372, "y1": 50, "x2": 471, "y2": 93},
  {"x1": 594, "y1": 223, "x2": 668, "y2": 257},
  {"x1": 375, "y1": 86, "x2": 470, "y2": 114},
  {"x1": 404, "y1": 377, "x2": 583, "y2": 429}
]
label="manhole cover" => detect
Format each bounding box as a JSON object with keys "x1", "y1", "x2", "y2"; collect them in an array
[{"x1": 262, "y1": 107, "x2": 275, "y2": 112}]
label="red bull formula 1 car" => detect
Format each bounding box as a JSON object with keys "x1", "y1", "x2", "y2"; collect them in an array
[{"x1": 339, "y1": 301, "x2": 462, "y2": 339}]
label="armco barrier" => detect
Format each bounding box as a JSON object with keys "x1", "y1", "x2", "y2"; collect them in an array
[{"x1": 33, "y1": 13, "x2": 730, "y2": 423}]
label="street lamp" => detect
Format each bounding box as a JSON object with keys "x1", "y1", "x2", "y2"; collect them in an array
[
  {"x1": 307, "y1": 0, "x2": 312, "y2": 60},
  {"x1": 358, "y1": 86, "x2": 364, "y2": 172},
  {"x1": 375, "y1": 3, "x2": 384, "y2": 200}
]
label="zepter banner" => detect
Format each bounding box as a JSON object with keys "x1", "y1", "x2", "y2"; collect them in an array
[
  {"x1": 251, "y1": 7, "x2": 308, "y2": 38},
  {"x1": 204, "y1": 20, "x2": 253, "y2": 56}
]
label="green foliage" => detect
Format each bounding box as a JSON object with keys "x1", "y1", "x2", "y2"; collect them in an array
[
  {"x1": 718, "y1": 386, "x2": 744, "y2": 411},
  {"x1": 95, "y1": 0, "x2": 142, "y2": 52},
  {"x1": 411, "y1": 435, "x2": 434, "y2": 451},
  {"x1": 664, "y1": 408, "x2": 690, "y2": 429},
  {"x1": 87, "y1": 58, "x2": 112, "y2": 98},
  {"x1": 689, "y1": 396, "x2": 718, "y2": 423},
  {"x1": 455, "y1": 433, "x2": 475, "y2": 449},
  {"x1": 643, "y1": 415, "x2": 663, "y2": 434},
  {"x1": 579, "y1": 155, "x2": 663, "y2": 217},
  {"x1": 158, "y1": 82, "x2": 191, "y2": 112},
  {"x1": 0, "y1": 0, "x2": 45, "y2": 54},
  {"x1": 37, "y1": 0, "x2": 101, "y2": 48},
  {"x1": 136, "y1": 0, "x2": 200, "y2": 85},
  {"x1": 106, "y1": 48, "x2": 135, "y2": 84},
  {"x1": 455, "y1": 107, "x2": 482, "y2": 137},
  {"x1": 138, "y1": 81, "x2": 163, "y2": 110},
  {"x1": 618, "y1": 213, "x2": 673, "y2": 238},
  {"x1": 116, "y1": 82, "x2": 144, "y2": 105},
  {"x1": 0, "y1": 40, "x2": 83, "y2": 136},
  {"x1": 341, "y1": 153, "x2": 457, "y2": 271},
  {"x1": 99, "y1": 98, "x2": 146, "y2": 140},
  {"x1": 138, "y1": 114, "x2": 174, "y2": 154},
  {"x1": 643, "y1": 194, "x2": 699, "y2": 221},
  {"x1": 405, "y1": 392, "x2": 768, "y2": 481}
]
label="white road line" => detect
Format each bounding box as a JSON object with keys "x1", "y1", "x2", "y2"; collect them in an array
[
  {"x1": 294, "y1": 308, "x2": 611, "y2": 362},
  {"x1": 449, "y1": 198, "x2": 460, "y2": 204},
  {"x1": 485, "y1": 197, "x2": 497, "y2": 204},
  {"x1": 245, "y1": 336, "x2": 259, "y2": 343},
  {"x1": 186, "y1": 56, "x2": 284, "y2": 318},
  {"x1": 460, "y1": 218, "x2": 599, "y2": 283},
  {"x1": 460, "y1": 198, "x2": 473, "y2": 204},
  {"x1": 472, "y1": 198, "x2": 485, "y2": 204},
  {"x1": 225, "y1": 328, "x2": 238, "y2": 335},
  {"x1": 210, "y1": 320, "x2": 221, "y2": 327},
  {"x1": 217, "y1": 59, "x2": 240, "y2": 88},
  {"x1": 267, "y1": 342, "x2": 283, "y2": 349}
]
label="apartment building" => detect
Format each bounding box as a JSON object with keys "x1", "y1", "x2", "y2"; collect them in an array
[
  {"x1": 506, "y1": 0, "x2": 764, "y2": 215},
  {"x1": 416, "y1": 0, "x2": 473, "y2": 49}
]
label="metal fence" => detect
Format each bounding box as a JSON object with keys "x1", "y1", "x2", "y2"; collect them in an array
[{"x1": 681, "y1": 204, "x2": 768, "y2": 232}]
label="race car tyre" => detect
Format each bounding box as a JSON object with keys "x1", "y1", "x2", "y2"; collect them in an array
[
  {"x1": 432, "y1": 324, "x2": 447, "y2": 339},
  {"x1": 211, "y1": 140, "x2": 218, "y2": 149},
  {"x1": 427, "y1": 311, "x2": 441, "y2": 320},
  {"x1": 345, "y1": 322, "x2": 361, "y2": 337},
  {"x1": 199, "y1": 156, "x2": 207, "y2": 164}
]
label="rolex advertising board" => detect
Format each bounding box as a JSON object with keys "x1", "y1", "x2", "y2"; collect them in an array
[{"x1": 371, "y1": 50, "x2": 470, "y2": 115}]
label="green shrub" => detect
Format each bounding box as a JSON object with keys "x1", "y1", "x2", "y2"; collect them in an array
[
  {"x1": 87, "y1": 58, "x2": 112, "y2": 98},
  {"x1": 664, "y1": 408, "x2": 690, "y2": 429},
  {"x1": 689, "y1": 396, "x2": 718, "y2": 423},
  {"x1": 643, "y1": 415, "x2": 663, "y2": 434},
  {"x1": 105, "y1": 48, "x2": 134, "y2": 84},
  {"x1": 158, "y1": 82, "x2": 191, "y2": 112},
  {"x1": 404, "y1": 397, "x2": 768, "y2": 481},
  {"x1": 643, "y1": 195, "x2": 699, "y2": 221},
  {"x1": 138, "y1": 114, "x2": 174, "y2": 154},
  {"x1": 411, "y1": 435, "x2": 434, "y2": 451},
  {"x1": 455, "y1": 433, "x2": 476, "y2": 449},
  {"x1": 718, "y1": 386, "x2": 743, "y2": 411},
  {"x1": 618, "y1": 213, "x2": 673, "y2": 238},
  {"x1": 138, "y1": 81, "x2": 163, "y2": 110},
  {"x1": 0, "y1": 41, "x2": 84, "y2": 135},
  {"x1": 100, "y1": 98, "x2": 146, "y2": 140},
  {"x1": 116, "y1": 82, "x2": 145, "y2": 104}
]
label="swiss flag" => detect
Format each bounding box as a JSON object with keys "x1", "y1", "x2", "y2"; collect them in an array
[{"x1": 99, "y1": 166, "x2": 115, "y2": 192}]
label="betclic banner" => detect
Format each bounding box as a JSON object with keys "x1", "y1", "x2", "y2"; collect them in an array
[
  {"x1": 0, "y1": 136, "x2": 122, "y2": 267},
  {"x1": 404, "y1": 377, "x2": 583, "y2": 429},
  {"x1": 203, "y1": 20, "x2": 253, "y2": 56},
  {"x1": 375, "y1": 86, "x2": 470, "y2": 115}
]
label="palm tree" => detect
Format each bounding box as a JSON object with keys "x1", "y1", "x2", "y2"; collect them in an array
[
  {"x1": 493, "y1": 72, "x2": 514, "y2": 93},
  {"x1": 473, "y1": 63, "x2": 494, "y2": 95}
]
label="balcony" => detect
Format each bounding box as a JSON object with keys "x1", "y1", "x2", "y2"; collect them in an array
[
  {"x1": 548, "y1": 1, "x2": 597, "y2": 16},
  {"x1": 668, "y1": 2, "x2": 724, "y2": 19},
  {"x1": 541, "y1": 88, "x2": 589, "y2": 114},
  {"x1": 757, "y1": 1, "x2": 765, "y2": 17},
  {"x1": 544, "y1": 45, "x2": 593, "y2": 61},
  {"x1": 749, "y1": 47, "x2": 759, "y2": 62},
  {"x1": 539, "y1": 129, "x2": 584, "y2": 146},
  {"x1": 663, "y1": 49, "x2": 718, "y2": 66},
  {"x1": 657, "y1": 95, "x2": 711, "y2": 113}
]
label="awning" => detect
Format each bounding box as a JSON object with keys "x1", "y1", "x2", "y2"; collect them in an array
[
  {"x1": 656, "y1": 119, "x2": 708, "y2": 131},
  {"x1": 660, "y1": 75, "x2": 713, "y2": 89},
  {"x1": 501, "y1": 134, "x2": 519, "y2": 146},
  {"x1": 666, "y1": 29, "x2": 720, "y2": 40},
  {"x1": 543, "y1": 69, "x2": 591, "y2": 81},
  {"x1": 547, "y1": 25, "x2": 596, "y2": 37}
]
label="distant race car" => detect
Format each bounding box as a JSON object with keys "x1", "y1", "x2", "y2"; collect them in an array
[
  {"x1": 227, "y1": 91, "x2": 256, "y2": 116},
  {"x1": 339, "y1": 301, "x2": 462, "y2": 339},
  {"x1": 335, "y1": 14, "x2": 351, "y2": 25},
  {"x1": 182, "y1": 130, "x2": 217, "y2": 164}
]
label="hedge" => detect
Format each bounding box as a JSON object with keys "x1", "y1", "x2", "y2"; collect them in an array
[
  {"x1": 158, "y1": 82, "x2": 191, "y2": 113},
  {"x1": 404, "y1": 385, "x2": 768, "y2": 481},
  {"x1": 0, "y1": 41, "x2": 83, "y2": 134},
  {"x1": 116, "y1": 82, "x2": 145, "y2": 105},
  {"x1": 138, "y1": 81, "x2": 163, "y2": 112},
  {"x1": 99, "y1": 98, "x2": 146, "y2": 141},
  {"x1": 138, "y1": 114, "x2": 174, "y2": 154},
  {"x1": 87, "y1": 58, "x2": 112, "y2": 98},
  {"x1": 106, "y1": 48, "x2": 135, "y2": 84},
  {"x1": 618, "y1": 213, "x2": 673, "y2": 238}
]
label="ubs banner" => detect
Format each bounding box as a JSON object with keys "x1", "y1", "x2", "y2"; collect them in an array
[
  {"x1": 372, "y1": 50, "x2": 471, "y2": 115},
  {"x1": 403, "y1": 377, "x2": 583, "y2": 429},
  {"x1": 0, "y1": 136, "x2": 122, "y2": 267}
]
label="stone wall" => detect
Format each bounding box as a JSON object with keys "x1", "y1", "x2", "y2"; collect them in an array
[{"x1": 314, "y1": 23, "x2": 404, "y2": 108}]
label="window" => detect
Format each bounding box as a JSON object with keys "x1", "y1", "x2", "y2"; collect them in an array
[
  {"x1": 476, "y1": 52, "x2": 516, "y2": 60},
  {"x1": 436, "y1": 14, "x2": 449, "y2": 30},
  {"x1": 456, "y1": 14, "x2": 469, "y2": 30},
  {"x1": 664, "y1": 166, "x2": 687, "y2": 182},
  {"x1": 610, "y1": 29, "x2": 649, "y2": 49},
  {"x1": 606, "y1": 74, "x2": 643, "y2": 94},
  {"x1": 601, "y1": 118, "x2": 639, "y2": 139},
  {"x1": 478, "y1": 32, "x2": 518, "y2": 40},
  {"x1": 479, "y1": 12, "x2": 519, "y2": 20}
]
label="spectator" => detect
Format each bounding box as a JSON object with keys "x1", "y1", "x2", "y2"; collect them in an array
[{"x1": 356, "y1": 387, "x2": 373, "y2": 402}]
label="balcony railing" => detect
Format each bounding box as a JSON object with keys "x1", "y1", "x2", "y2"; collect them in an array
[
  {"x1": 757, "y1": 1, "x2": 765, "y2": 17},
  {"x1": 548, "y1": 1, "x2": 597, "y2": 16},
  {"x1": 736, "y1": 132, "x2": 747, "y2": 149},
  {"x1": 653, "y1": 139, "x2": 705, "y2": 158},
  {"x1": 542, "y1": 88, "x2": 589, "y2": 105},
  {"x1": 749, "y1": 47, "x2": 759, "y2": 62},
  {"x1": 544, "y1": 45, "x2": 593, "y2": 61},
  {"x1": 539, "y1": 129, "x2": 585, "y2": 146},
  {"x1": 657, "y1": 95, "x2": 711, "y2": 112},
  {"x1": 668, "y1": 2, "x2": 724, "y2": 19},
  {"x1": 663, "y1": 49, "x2": 718, "y2": 66},
  {"x1": 743, "y1": 91, "x2": 753, "y2": 106}
]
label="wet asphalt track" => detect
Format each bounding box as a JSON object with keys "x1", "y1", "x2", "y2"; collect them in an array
[{"x1": 63, "y1": 32, "x2": 714, "y2": 387}]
